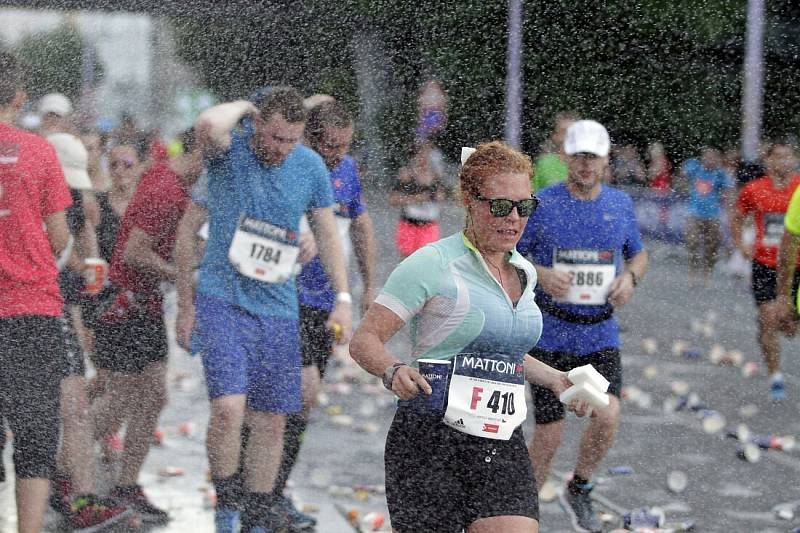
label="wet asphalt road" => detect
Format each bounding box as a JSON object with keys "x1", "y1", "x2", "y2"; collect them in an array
[{"x1": 3, "y1": 184, "x2": 800, "y2": 533}]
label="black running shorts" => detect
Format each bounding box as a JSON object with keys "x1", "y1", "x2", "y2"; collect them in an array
[
  {"x1": 0, "y1": 315, "x2": 65, "y2": 479},
  {"x1": 299, "y1": 304, "x2": 333, "y2": 376},
  {"x1": 530, "y1": 347, "x2": 622, "y2": 425},
  {"x1": 385, "y1": 409, "x2": 539, "y2": 532},
  {"x1": 93, "y1": 311, "x2": 168, "y2": 374},
  {"x1": 751, "y1": 260, "x2": 800, "y2": 305}
]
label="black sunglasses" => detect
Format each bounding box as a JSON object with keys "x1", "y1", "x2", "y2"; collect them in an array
[{"x1": 473, "y1": 193, "x2": 539, "y2": 217}]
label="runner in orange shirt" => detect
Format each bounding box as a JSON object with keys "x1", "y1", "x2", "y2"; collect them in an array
[{"x1": 730, "y1": 140, "x2": 800, "y2": 401}]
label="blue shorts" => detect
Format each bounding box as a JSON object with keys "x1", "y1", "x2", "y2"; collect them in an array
[{"x1": 195, "y1": 293, "x2": 302, "y2": 413}]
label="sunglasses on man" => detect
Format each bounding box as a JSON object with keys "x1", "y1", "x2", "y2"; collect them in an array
[{"x1": 473, "y1": 193, "x2": 539, "y2": 217}]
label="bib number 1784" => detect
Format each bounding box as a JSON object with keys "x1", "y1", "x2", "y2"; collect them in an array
[
  {"x1": 471, "y1": 387, "x2": 516, "y2": 415},
  {"x1": 250, "y1": 243, "x2": 282, "y2": 264}
]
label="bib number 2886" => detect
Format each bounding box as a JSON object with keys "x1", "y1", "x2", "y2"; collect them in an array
[{"x1": 471, "y1": 387, "x2": 516, "y2": 415}]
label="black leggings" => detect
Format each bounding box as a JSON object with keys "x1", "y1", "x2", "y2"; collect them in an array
[{"x1": 0, "y1": 316, "x2": 65, "y2": 479}]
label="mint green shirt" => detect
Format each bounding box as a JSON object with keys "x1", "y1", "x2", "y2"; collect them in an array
[{"x1": 375, "y1": 232, "x2": 543, "y2": 365}]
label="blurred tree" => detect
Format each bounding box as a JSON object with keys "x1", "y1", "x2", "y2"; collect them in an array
[
  {"x1": 173, "y1": 0, "x2": 800, "y2": 168},
  {"x1": 14, "y1": 22, "x2": 104, "y2": 101}
]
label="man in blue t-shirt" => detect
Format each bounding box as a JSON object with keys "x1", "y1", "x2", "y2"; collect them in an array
[
  {"x1": 517, "y1": 120, "x2": 648, "y2": 533},
  {"x1": 192, "y1": 88, "x2": 353, "y2": 532},
  {"x1": 680, "y1": 147, "x2": 734, "y2": 286}
]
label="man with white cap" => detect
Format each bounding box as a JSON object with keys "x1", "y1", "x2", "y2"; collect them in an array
[
  {"x1": 517, "y1": 120, "x2": 648, "y2": 532},
  {"x1": 39, "y1": 92, "x2": 74, "y2": 137}
]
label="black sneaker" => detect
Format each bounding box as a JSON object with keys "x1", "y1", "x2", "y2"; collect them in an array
[
  {"x1": 275, "y1": 494, "x2": 316, "y2": 530},
  {"x1": 245, "y1": 501, "x2": 292, "y2": 533},
  {"x1": 110, "y1": 485, "x2": 169, "y2": 525},
  {"x1": 558, "y1": 483, "x2": 603, "y2": 533}
]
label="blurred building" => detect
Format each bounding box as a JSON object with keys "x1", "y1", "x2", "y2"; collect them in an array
[{"x1": 0, "y1": 7, "x2": 200, "y2": 136}]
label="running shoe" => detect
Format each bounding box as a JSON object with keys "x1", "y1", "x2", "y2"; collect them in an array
[
  {"x1": 110, "y1": 485, "x2": 169, "y2": 525},
  {"x1": 771, "y1": 375, "x2": 786, "y2": 402},
  {"x1": 69, "y1": 494, "x2": 133, "y2": 533},
  {"x1": 274, "y1": 494, "x2": 316, "y2": 530},
  {"x1": 214, "y1": 507, "x2": 241, "y2": 533},
  {"x1": 49, "y1": 473, "x2": 74, "y2": 516},
  {"x1": 243, "y1": 502, "x2": 291, "y2": 533},
  {"x1": 558, "y1": 483, "x2": 603, "y2": 533}
]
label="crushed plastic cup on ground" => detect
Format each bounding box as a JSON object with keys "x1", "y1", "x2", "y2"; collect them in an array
[
  {"x1": 700, "y1": 322, "x2": 714, "y2": 338},
  {"x1": 355, "y1": 422, "x2": 380, "y2": 434},
  {"x1": 608, "y1": 465, "x2": 635, "y2": 476},
  {"x1": 152, "y1": 428, "x2": 164, "y2": 446},
  {"x1": 708, "y1": 344, "x2": 726, "y2": 364},
  {"x1": 361, "y1": 511, "x2": 385, "y2": 531},
  {"x1": 722, "y1": 350, "x2": 744, "y2": 367},
  {"x1": 738, "y1": 404, "x2": 759, "y2": 419},
  {"x1": 328, "y1": 485, "x2": 355, "y2": 497},
  {"x1": 736, "y1": 443, "x2": 761, "y2": 463},
  {"x1": 158, "y1": 466, "x2": 185, "y2": 477},
  {"x1": 741, "y1": 361, "x2": 760, "y2": 378},
  {"x1": 179, "y1": 421, "x2": 197, "y2": 437},
  {"x1": 325, "y1": 405, "x2": 344, "y2": 416},
  {"x1": 701, "y1": 412, "x2": 726, "y2": 434},
  {"x1": 643, "y1": 365, "x2": 658, "y2": 380},
  {"x1": 331, "y1": 414, "x2": 354, "y2": 427},
  {"x1": 773, "y1": 503, "x2": 795, "y2": 521},
  {"x1": 202, "y1": 487, "x2": 217, "y2": 509},
  {"x1": 736, "y1": 424, "x2": 751, "y2": 443},
  {"x1": 670, "y1": 381, "x2": 690, "y2": 396},
  {"x1": 538, "y1": 480, "x2": 559, "y2": 502},
  {"x1": 671, "y1": 340, "x2": 689, "y2": 357},
  {"x1": 641, "y1": 338, "x2": 658, "y2": 355},
  {"x1": 667, "y1": 470, "x2": 688, "y2": 493}
]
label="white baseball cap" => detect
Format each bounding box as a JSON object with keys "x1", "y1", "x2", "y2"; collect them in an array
[
  {"x1": 564, "y1": 120, "x2": 610, "y2": 157},
  {"x1": 48, "y1": 133, "x2": 92, "y2": 190},
  {"x1": 39, "y1": 93, "x2": 73, "y2": 117}
]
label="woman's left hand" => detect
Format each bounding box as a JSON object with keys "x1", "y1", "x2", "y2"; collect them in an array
[{"x1": 548, "y1": 371, "x2": 593, "y2": 418}]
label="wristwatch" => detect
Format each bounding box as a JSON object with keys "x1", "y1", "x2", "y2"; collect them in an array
[{"x1": 382, "y1": 362, "x2": 408, "y2": 390}]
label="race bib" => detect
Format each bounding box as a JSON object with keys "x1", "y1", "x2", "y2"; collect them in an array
[
  {"x1": 553, "y1": 249, "x2": 616, "y2": 305},
  {"x1": 443, "y1": 354, "x2": 527, "y2": 440},
  {"x1": 763, "y1": 213, "x2": 785, "y2": 247},
  {"x1": 228, "y1": 216, "x2": 299, "y2": 283}
]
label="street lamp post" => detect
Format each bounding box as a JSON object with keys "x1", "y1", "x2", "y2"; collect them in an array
[
  {"x1": 741, "y1": 0, "x2": 765, "y2": 162},
  {"x1": 505, "y1": 0, "x2": 523, "y2": 149}
]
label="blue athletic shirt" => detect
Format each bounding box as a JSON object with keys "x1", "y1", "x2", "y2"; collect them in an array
[
  {"x1": 297, "y1": 155, "x2": 366, "y2": 311},
  {"x1": 196, "y1": 118, "x2": 334, "y2": 319},
  {"x1": 683, "y1": 158, "x2": 733, "y2": 220},
  {"x1": 516, "y1": 182, "x2": 643, "y2": 356}
]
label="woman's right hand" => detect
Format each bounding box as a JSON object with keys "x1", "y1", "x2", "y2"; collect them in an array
[{"x1": 392, "y1": 366, "x2": 433, "y2": 400}]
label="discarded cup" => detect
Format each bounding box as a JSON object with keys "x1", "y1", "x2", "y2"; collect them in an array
[
  {"x1": 361, "y1": 511, "x2": 385, "y2": 531},
  {"x1": 736, "y1": 443, "x2": 761, "y2": 463},
  {"x1": 608, "y1": 465, "x2": 635, "y2": 476},
  {"x1": 667, "y1": 470, "x2": 688, "y2": 493},
  {"x1": 773, "y1": 503, "x2": 795, "y2": 521},
  {"x1": 641, "y1": 338, "x2": 658, "y2": 355},
  {"x1": 538, "y1": 479, "x2": 559, "y2": 502},
  {"x1": 738, "y1": 404, "x2": 759, "y2": 419},
  {"x1": 643, "y1": 365, "x2": 658, "y2": 380},
  {"x1": 708, "y1": 344, "x2": 726, "y2": 364},
  {"x1": 671, "y1": 340, "x2": 689, "y2": 357},
  {"x1": 701, "y1": 412, "x2": 726, "y2": 434},
  {"x1": 741, "y1": 361, "x2": 759, "y2": 378},
  {"x1": 622, "y1": 507, "x2": 665, "y2": 528},
  {"x1": 670, "y1": 381, "x2": 690, "y2": 396}
]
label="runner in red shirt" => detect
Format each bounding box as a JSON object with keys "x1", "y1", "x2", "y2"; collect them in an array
[
  {"x1": 730, "y1": 140, "x2": 800, "y2": 401},
  {"x1": 92, "y1": 128, "x2": 202, "y2": 524},
  {"x1": 0, "y1": 51, "x2": 76, "y2": 533}
]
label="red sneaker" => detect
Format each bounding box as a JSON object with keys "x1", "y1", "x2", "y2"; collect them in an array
[{"x1": 69, "y1": 494, "x2": 133, "y2": 533}]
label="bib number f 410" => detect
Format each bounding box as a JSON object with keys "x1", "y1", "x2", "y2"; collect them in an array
[{"x1": 471, "y1": 387, "x2": 516, "y2": 415}]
